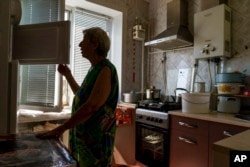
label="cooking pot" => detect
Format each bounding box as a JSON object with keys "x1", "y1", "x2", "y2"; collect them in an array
[
  {"x1": 146, "y1": 86, "x2": 161, "y2": 100},
  {"x1": 217, "y1": 96, "x2": 240, "y2": 113},
  {"x1": 123, "y1": 91, "x2": 141, "y2": 103}
]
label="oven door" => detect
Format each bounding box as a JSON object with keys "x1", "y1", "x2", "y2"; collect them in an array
[{"x1": 136, "y1": 122, "x2": 169, "y2": 167}]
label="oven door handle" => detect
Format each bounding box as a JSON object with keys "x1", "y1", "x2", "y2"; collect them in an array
[{"x1": 136, "y1": 122, "x2": 168, "y2": 133}]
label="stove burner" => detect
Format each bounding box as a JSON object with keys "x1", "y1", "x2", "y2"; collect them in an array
[
  {"x1": 138, "y1": 100, "x2": 181, "y2": 112},
  {"x1": 138, "y1": 100, "x2": 164, "y2": 111}
]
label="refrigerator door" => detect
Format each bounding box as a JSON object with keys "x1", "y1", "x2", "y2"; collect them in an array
[
  {"x1": 8, "y1": 60, "x2": 20, "y2": 134},
  {"x1": 12, "y1": 21, "x2": 70, "y2": 64}
]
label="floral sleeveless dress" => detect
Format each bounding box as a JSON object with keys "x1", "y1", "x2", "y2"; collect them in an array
[{"x1": 69, "y1": 59, "x2": 119, "y2": 167}]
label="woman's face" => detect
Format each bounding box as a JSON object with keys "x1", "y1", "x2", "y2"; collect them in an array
[{"x1": 79, "y1": 35, "x2": 95, "y2": 58}]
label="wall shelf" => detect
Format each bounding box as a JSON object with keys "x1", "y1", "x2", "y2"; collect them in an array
[{"x1": 212, "y1": 94, "x2": 250, "y2": 98}]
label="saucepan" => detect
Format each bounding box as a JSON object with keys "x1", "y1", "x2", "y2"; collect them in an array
[
  {"x1": 123, "y1": 91, "x2": 142, "y2": 103},
  {"x1": 145, "y1": 86, "x2": 161, "y2": 100}
]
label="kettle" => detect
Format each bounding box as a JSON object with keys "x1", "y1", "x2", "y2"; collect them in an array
[{"x1": 174, "y1": 88, "x2": 189, "y2": 103}]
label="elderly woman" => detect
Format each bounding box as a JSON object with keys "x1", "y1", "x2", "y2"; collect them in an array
[{"x1": 39, "y1": 27, "x2": 119, "y2": 167}]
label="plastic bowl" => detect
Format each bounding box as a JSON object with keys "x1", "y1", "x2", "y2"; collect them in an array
[
  {"x1": 216, "y1": 73, "x2": 243, "y2": 83},
  {"x1": 215, "y1": 83, "x2": 244, "y2": 94}
]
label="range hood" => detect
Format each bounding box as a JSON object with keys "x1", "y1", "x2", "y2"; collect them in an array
[{"x1": 145, "y1": 0, "x2": 193, "y2": 50}]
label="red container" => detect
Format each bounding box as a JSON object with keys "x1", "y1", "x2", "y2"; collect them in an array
[
  {"x1": 115, "y1": 107, "x2": 132, "y2": 126},
  {"x1": 244, "y1": 91, "x2": 250, "y2": 96}
]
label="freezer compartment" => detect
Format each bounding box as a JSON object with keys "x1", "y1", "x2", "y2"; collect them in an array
[{"x1": 0, "y1": 133, "x2": 77, "y2": 167}]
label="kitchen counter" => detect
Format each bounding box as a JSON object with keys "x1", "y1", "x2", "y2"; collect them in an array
[
  {"x1": 168, "y1": 110, "x2": 250, "y2": 128},
  {"x1": 213, "y1": 129, "x2": 250, "y2": 152},
  {"x1": 213, "y1": 129, "x2": 250, "y2": 167},
  {"x1": 169, "y1": 110, "x2": 250, "y2": 167}
]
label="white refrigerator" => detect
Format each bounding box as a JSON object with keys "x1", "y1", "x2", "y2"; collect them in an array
[{"x1": 0, "y1": 0, "x2": 70, "y2": 135}]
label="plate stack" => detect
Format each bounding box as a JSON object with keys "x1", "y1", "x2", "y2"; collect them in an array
[{"x1": 215, "y1": 73, "x2": 244, "y2": 113}]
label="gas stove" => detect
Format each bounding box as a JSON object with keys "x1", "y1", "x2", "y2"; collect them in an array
[
  {"x1": 138, "y1": 99, "x2": 166, "y2": 111},
  {"x1": 136, "y1": 108, "x2": 169, "y2": 129},
  {"x1": 136, "y1": 100, "x2": 181, "y2": 129}
]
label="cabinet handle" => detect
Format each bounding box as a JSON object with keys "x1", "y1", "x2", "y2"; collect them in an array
[
  {"x1": 223, "y1": 131, "x2": 233, "y2": 137},
  {"x1": 178, "y1": 136, "x2": 197, "y2": 145},
  {"x1": 178, "y1": 121, "x2": 198, "y2": 128}
]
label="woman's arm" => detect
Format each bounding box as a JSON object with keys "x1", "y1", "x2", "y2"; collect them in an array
[
  {"x1": 58, "y1": 64, "x2": 80, "y2": 94},
  {"x1": 38, "y1": 66, "x2": 112, "y2": 138}
]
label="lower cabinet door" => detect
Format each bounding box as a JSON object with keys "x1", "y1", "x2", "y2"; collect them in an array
[{"x1": 169, "y1": 129, "x2": 208, "y2": 167}]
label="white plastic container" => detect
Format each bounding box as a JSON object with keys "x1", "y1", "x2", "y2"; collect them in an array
[
  {"x1": 217, "y1": 96, "x2": 240, "y2": 113},
  {"x1": 215, "y1": 83, "x2": 244, "y2": 94},
  {"x1": 181, "y1": 93, "x2": 211, "y2": 113}
]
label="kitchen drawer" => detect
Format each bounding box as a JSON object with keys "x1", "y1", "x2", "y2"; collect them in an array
[
  {"x1": 170, "y1": 115, "x2": 209, "y2": 136},
  {"x1": 169, "y1": 129, "x2": 208, "y2": 167},
  {"x1": 208, "y1": 122, "x2": 248, "y2": 167},
  {"x1": 209, "y1": 122, "x2": 248, "y2": 142}
]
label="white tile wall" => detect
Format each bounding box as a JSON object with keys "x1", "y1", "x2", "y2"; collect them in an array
[
  {"x1": 90, "y1": 0, "x2": 250, "y2": 105},
  {"x1": 146, "y1": 0, "x2": 250, "y2": 100}
]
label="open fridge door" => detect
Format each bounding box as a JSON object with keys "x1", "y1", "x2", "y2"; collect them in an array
[{"x1": 8, "y1": 60, "x2": 20, "y2": 134}]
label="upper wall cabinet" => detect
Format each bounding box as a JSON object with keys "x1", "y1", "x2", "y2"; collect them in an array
[{"x1": 12, "y1": 21, "x2": 70, "y2": 64}]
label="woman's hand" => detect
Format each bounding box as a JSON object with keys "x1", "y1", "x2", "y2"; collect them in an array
[
  {"x1": 57, "y1": 64, "x2": 71, "y2": 77},
  {"x1": 57, "y1": 64, "x2": 80, "y2": 94},
  {"x1": 36, "y1": 125, "x2": 66, "y2": 139}
]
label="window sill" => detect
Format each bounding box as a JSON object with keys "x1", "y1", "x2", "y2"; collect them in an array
[{"x1": 18, "y1": 108, "x2": 71, "y2": 123}]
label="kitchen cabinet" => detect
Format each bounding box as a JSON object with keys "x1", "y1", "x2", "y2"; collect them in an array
[
  {"x1": 208, "y1": 122, "x2": 248, "y2": 167},
  {"x1": 169, "y1": 115, "x2": 209, "y2": 167},
  {"x1": 112, "y1": 103, "x2": 136, "y2": 166},
  {"x1": 169, "y1": 113, "x2": 249, "y2": 167},
  {"x1": 213, "y1": 129, "x2": 250, "y2": 167}
]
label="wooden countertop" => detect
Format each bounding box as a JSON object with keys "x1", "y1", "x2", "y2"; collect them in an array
[
  {"x1": 168, "y1": 110, "x2": 250, "y2": 128},
  {"x1": 213, "y1": 129, "x2": 250, "y2": 152}
]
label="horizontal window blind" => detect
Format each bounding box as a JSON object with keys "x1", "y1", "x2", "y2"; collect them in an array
[
  {"x1": 20, "y1": 0, "x2": 61, "y2": 24},
  {"x1": 73, "y1": 8, "x2": 112, "y2": 85},
  {"x1": 20, "y1": 65, "x2": 56, "y2": 106},
  {"x1": 19, "y1": 0, "x2": 63, "y2": 109}
]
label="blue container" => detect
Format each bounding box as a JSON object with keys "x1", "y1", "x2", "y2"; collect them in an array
[{"x1": 216, "y1": 73, "x2": 243, "y2": 83}]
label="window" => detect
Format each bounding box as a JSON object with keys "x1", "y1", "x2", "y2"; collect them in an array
[
  {"x1": 71, "y1": 8, "x2": 112, "y2": 85},
  {"x1": 19, "y1": 0, "x2": 64, "y2": 111},
  {"x1": 19, "y1": 0, "x2": 113, "y2": 110},
  {"x1": 64, "y1": 8, "x2": 112, "y2": 104}
]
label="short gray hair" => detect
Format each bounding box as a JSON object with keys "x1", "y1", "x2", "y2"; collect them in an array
[{"x1": 83, "y1": 27, "x2": 110, "y2": 57}]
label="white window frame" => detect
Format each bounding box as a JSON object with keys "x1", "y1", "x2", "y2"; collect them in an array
[{"x1": 64, "y1": 7, "x2": 113, "y2": 106}]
